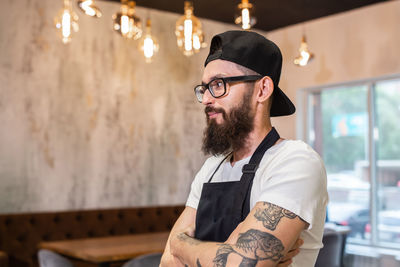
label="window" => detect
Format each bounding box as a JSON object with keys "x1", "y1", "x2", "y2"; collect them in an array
[{"x1": 300, "y1": 75, "x2": 400, "y2": 252}]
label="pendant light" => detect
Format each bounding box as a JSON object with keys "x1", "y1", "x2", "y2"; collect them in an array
[
  {"x1": 175, "y1": 1, "x2": 205, "y2": 56},
  {"x1": 77, "y1": 0, "x2": 102, "y2": 18},
  {"x1": 139, "y1": 19, "x2": 159, "y2": 63},
  {"x1": 294, "y1": 35, "x2": 314, "y2": 66},
  {"x1": 112, "y1": 0, "x2": 142, "y2": 40},
  {"x1": 54, "y1": 0, "x2": 79, "y2": 44},
  {"x1": 234, "y1": 0, "x2": 256, "y2": 30}
]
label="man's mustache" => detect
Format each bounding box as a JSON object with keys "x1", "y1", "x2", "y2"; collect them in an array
[{"x1": 204, "y1": 106, "x2": 225, "y2": 115}]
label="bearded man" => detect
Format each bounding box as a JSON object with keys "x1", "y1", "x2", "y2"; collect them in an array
[{"x1": 160, "y1": 30, "x2": 328, "y2": 267}]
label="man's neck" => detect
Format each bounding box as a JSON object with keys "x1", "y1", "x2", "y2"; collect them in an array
[{"x1": 230, "y1": 125, "x2": 273, "y2": 166}]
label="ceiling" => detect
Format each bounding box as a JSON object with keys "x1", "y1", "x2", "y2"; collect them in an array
[{"x1": 105, "y1": 0, "x2": 387, "y2": 32}]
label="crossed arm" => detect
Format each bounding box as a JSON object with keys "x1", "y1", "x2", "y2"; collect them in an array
[{"x1": 160, "y1": 201, "x2": 308, "y2": 267}]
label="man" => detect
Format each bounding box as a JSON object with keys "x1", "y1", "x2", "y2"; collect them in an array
[{"x1": 160, "y1": 30, "x2": 328, "y2": 267}]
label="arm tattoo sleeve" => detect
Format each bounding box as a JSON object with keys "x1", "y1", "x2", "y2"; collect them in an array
[
  {"x1": 213, "y1": 229, "x2": 284, "y2": 267},
  {"x1": 254, "y1": 202, "x2": 298, "y2": 231}
]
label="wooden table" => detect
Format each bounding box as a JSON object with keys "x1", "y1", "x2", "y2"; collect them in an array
[{"x1": 38, "y1": 231, "x2": 169, "y2": 267}]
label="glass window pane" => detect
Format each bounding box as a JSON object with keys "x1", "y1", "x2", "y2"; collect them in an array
[
  {"x1": 308, "y1": 85, "x2": 371, "y2": 244},
  {"x1": 375, "y1": 79, "x2": 400, "y2": 248}
]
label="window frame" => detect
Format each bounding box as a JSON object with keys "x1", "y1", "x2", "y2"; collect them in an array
[{"x1": 297, "y1": 73, "x2": 400, "y2": 255}]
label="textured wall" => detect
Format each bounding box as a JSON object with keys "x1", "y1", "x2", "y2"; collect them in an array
[
  {"x1": 0, "y1": 0, "x2": 240, "y2": 213},
  {"x1": 1, "y1": 0, "x2": 400, "y2": 213}
]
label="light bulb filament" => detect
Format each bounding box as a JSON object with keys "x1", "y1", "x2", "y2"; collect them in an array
[
  {"x1": 144, "y1": 37, "x2": 154, "y2": 58},
  {"x1": 121, "y1": 15, "x2": 129, "y2": 35},
  {"x1": 300, "y1": 50, "x2": 310, "y2": 66},
  {"x1": 241, "y1": 8, "x2": 250, "y2": 29},
  {"x1": 81, "y1": 0, "x2": 94, "y2": 16},
  {"x1": 184, "y1": 19, "x2": 193, "y2": 51},
  {"x1": 193, "y1": 34, "x2": 200, "y2": 50},
  {"x1": 294, "y1": 38, "x2": 313, "y2": 66},
  {"x1": 62, "y1": 10, "x2": 71, "y2": 40}
]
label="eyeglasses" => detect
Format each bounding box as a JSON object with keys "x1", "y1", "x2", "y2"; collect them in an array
[{"x1": 194, "y1": 75, "x2": 262, "y2": 103}]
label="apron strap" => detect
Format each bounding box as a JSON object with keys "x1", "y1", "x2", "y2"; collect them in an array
[
  {"x1": 207, "y1": 152, "x2": 232, "y2": 183},
  {"x1": 243, "y1": 127, "x2": 280, "y2": 174},
  {"x1": 240, "y1": 127, "x2": 280, "y2": 219}
]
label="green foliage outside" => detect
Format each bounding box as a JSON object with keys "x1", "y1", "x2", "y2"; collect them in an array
[
  {"x1": 318, "y1": 80, "x2": 400, "y2": 174},
  {"x1": 320, "y1": 86, "x2": 367, "y2": 173}
]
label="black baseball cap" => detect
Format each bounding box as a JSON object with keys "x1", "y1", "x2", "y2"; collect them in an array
[{"x1": 204, "y1": 30, "x2": 295, "y2": 117}]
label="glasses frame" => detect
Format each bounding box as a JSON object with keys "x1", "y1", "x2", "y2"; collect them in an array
[{"x1": 194, "y1": 75, "x2": 262, "y2": 103}]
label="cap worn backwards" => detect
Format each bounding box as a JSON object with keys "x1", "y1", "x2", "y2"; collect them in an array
[{"x1": 204, "y1": 30, "x2": 296, "y2": 117}]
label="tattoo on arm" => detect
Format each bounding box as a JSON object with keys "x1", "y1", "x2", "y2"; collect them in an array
[
  {"x1": 178, "y1": 203, "x2": 297, "y2": 267},
  {"x1": 213, "y1": 229, "x2": 284, "y2": 267},
  {"x1": 213, "y1": 244, "x2": 235, "y2": 267},
  {"x1": 177, "y1": 232, "x2": 201, "y2": 246},
  {"x1": 254, "y1": 202, "x2": 298, "y2": 231}
]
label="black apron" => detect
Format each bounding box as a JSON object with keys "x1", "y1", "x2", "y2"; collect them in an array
[{"x1": 195, "y1": 127, "x2": 280, "y2": 242}]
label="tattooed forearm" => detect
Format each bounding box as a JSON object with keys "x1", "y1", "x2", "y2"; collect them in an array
[
  {"x1": 213, "y1": 244, "x2": 235, "y2": 267},
  {"x1": 177, "y1": 233, "x2": 201, "y2": 246},
  {"x1": 212, "y1": 229, "x2": 284, "y2": 267},
  {"x1": 236, "y1": 229, "x2": 284, "y2": 261},
  {"x1": 254, "y1": 202, "x2": 298, "y2": 230}
]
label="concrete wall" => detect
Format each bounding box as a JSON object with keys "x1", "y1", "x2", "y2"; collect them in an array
[
  {"x1": 0, "y1": 0, "x2": 241, "y2": 213},
  {"x1": 1, "y1": 0, "x2": 400, "y2": 213}
]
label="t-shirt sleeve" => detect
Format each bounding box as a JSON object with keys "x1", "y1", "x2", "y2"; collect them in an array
[
  {"x1": 185, "y1": 171, "x2": 203, "y2": 210},
  {"x1": 256, "y1": 143, "x2": 328, "y2": 229},
  {"x1": 186, "y1": 157, "x2": 219, "y2": 210}
]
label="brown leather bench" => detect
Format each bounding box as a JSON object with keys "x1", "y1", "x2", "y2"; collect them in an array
[
  {"x1": 0, "y1": 251, "x2": 8, "y2": 267},
  {"x1": 0, "y1": 205, "x2": 184, "y2": 267}
]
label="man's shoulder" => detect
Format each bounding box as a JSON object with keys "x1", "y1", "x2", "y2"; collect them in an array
[
  {"x1": 263, "y1": 139, "x2": 325, "y2": 172},
  {"x1": 272, "y1": 139, "x2": 321, "y2": 159}
]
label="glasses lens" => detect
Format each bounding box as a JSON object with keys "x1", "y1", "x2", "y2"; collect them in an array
[
  {"x1": 194, "y1": 85, "x2": 206, "y2": 102},
  {"x1": 209, "y1": 79, "x2": 225, "y2": 97}
]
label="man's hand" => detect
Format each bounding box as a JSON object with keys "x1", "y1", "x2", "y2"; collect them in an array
[
  {"x1": 160, "y1": 207, "x2": 196, "y2": 267},
  {"x1": 170, "y1": 228, "x2": 199, "y2": 261},
  {"x1": 277, "y1": 238, "x2": 303, "y2": 267}
]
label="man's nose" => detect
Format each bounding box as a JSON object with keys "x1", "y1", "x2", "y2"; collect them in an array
[{"x1": 202, "y1": 89, "x2": 214, "y2": 105}]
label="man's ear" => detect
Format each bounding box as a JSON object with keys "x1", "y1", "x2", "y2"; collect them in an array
[{"x1": 255, "y1": 76, "x2": 274, "y2": 103}]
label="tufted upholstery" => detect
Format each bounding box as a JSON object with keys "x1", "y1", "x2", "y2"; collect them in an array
[
  {"x1": 0, "y1": 250, "x2": 8, "y2": 267},
  {"x1": 0, "y1": 205, "x2": 184, "y2": 267}
]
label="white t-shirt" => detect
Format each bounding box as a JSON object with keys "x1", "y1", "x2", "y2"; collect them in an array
[{"x1": 186, "y1": 140, "x2": 329, "y2": 267}]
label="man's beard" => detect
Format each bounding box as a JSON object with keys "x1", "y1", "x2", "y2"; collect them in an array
[{"x1": 202, "y1": 92, "x2": 255, "y2": 156}]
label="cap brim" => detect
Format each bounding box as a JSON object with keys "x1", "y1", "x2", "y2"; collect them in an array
[{"x1": 270, "y1": 86, "x2": 296, "y2": 117}]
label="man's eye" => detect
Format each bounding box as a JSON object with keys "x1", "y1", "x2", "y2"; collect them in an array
[{"x1": 211, "y1": 80, "x2": 223, "y2": 88}]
